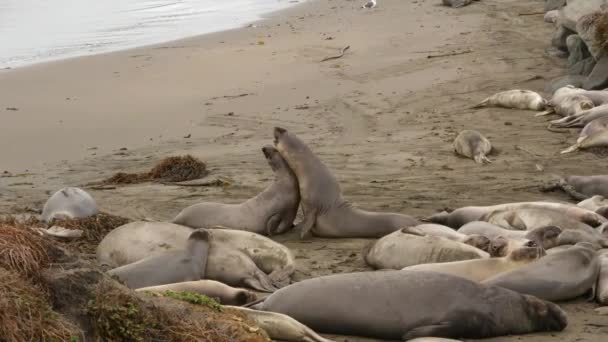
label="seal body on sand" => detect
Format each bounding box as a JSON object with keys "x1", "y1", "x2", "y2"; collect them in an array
[
  {"x1": 459, "y1": 222, "x2": 561, "y2": 250},
  {"x1": 402, "y1": 224, "x2": 491, "y2": 251},
  {"x1": 453, "y1": 130, "x2": 492, "y2": 164},
  {"x1": 550, "y1": 86, "x2": 608, "y2": 106},
  {"x1": 427, "y1": 202, "x2": 606, "y2": 229},
  {"x1": 41, "y1": 187, "x2": 99, "y2": 223},
  {"x1": 483, "y1": 244, "x2": 600, "y2": 302},
  {"x1": 481, "y1": 208, "x2": 599, "y2": 234},
  {"x1": 473, "y1": 89, "x2": 547, "y2": 110},
  {"x1": 227, "y1": 306, "x2": 334, "y2": 342},
  {"x1": 488, "y1": 236, "x2": 537, "y2": 257},
  {"x1": 273, "y1": 127, "x2": 418, "y2": 238},
  {"x1": 402, "y1": 246, "x2": 545, "y2": 282},
  {"x1": 97, "y1": 221, "x2": 295, "y2": 292},
  {"x1": 578, "y1": 195, "x2": 608, "y2": 211},
  {"x1": 364, "y1": 227, "x2": 489, "y2": 270},
  {"x1": 136, "y1": 280, "x2": 256, "y2": 306},
  {"x1": 551, "y1": 104, "x2": 608, "y2": 128},
  {"x1": 172, "y1": 146, "x2": 300, "y2": 236},
  {"x1": 562, "y1": 117, "x2": 608, "y2": 153},
  {"x1": 557, "y1": 229, "x2": 608, "y2": 250},
  {"x1": 596, "y1": 253, "x2": 608, "y2": 304},
  {"x1": 537, "y1": 94, "x2": 594, "y2": 117},
  {"x1": 107, "y1": 229, "x2": 210, "y2": 289},
  {"x1": 562, "y1": 175, "x2": 608, "y2": 199},
  {"x1": 252, "y1": 270, "x2": 567, "y2": 340}
]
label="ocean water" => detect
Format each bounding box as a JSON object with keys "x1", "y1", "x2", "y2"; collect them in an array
[{"x1": 0, "y1": 0, "x2": 300, "y2": 68}]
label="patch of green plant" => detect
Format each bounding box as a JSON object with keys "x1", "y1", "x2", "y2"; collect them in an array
[{"x1": 161, "y1": 290, "x2": 223, "y2": 312}]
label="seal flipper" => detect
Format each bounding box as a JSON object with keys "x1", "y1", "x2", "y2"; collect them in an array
[
  {"x1": 266, "y1": 213, "x2": 282, "y2": 236},
  {"x1": 268, "y1": 264, "x2": 295, "y2": 288},
  {"x1": 296, "y1": 208, "x2": 318, "y2": 239},
  {"x1": 401, "y1": 321, "x2": 457, "y2": 341},
  {"x1": 244, "y1": 270, "x2": 279, "y2": 293}
]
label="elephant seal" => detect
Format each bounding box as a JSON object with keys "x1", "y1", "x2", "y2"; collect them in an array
[
  {"x1": 483, "y1": 244, "x2": 600, "y2": 302},
  {"x1": 578, "y1": 195, "x2": 608, "y2": 211},
  {"x1": 488, "y1": 236, "x2": 537, "y2": 257},
  {"x1": 557, "y1": 229, "x2": 608, "y2": 250},
  {"x1": 41, "y1": 187, "x2": 99, "y2": 223},
  {"x1": 172, "y1": 146, "x2": 299, "y2": 236},
  {"x1": 472, "y1": 89, "x2": 547, "y2": 111},
  {"x1": 426, "y1": 202, "x2": 606, "y2": 229},
  {"x1": 97, "y1": 221, "x2": 295, "y2": 292},
  {"x1": 561, "y1": 175, "x2": 608, "y2": 199},
  {"x1": 453, "y1": 130, "x2": 492, "y2": 164},
  {"x1": 596, "y1": 253, "x2": 608, "y2": 305},
  {"x1": 562, "y1": 117, "x2": 608, "y2": 154},
  {"x1": 459, "y1": 222, "x2": 562, "y2": 250},
  {"x1": 107, "y1": 229, "x2": 210, "y2": 289},
  {"x1": 364, "y1": 227, "x2": 489, "y2": 270},
  {"x1": 481, "y1": 208, "x2": 599, "y2": 235},
  {"x1": 402, "y1": 246, "x2": 545, "y2": 282},
  {"x1": 273, "y1": 127, "x2": 418, "y2": 238},
  {"x1": 227, "y1": 306, "x2": 335, "y2": 342},
  {"x1": 536, "y1": 94, "x2": 594, "y2": 117},
  {"x1": 549, "y1": 86, "x2": 608, "y2": 106},
  {"x1": 550, "y1": 104, "x2": 608, "y2": 128},
  {"x1": 136, "y1": 280, "x2": 256, "y2": 306},
  {"x1": 401, "y1": 224, "x2": 491, "y2": 251},
  {"x1": 250, "y1": 270, "x2": 567, "y2": 340}
]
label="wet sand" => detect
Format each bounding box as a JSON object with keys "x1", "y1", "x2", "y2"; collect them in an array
[{"x1": 1, "y1": 0, "x2": 608, "y2": 340}]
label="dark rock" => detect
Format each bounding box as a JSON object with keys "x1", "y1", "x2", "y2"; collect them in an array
[
  {"x1": 566, "y1": 34, "x2": 590, "y2": 66},
  {"x1": 552, "y1": 25, "x2": 576, "y2": 51},
  {"x1": 583, "y1": 56, "x2": 608, "y2": 89},
  {"x1": 569, "y1": 56, "x2": 597, "y2": 76},
  {"x1": 545, "y1": 75, "x2": 587, "y2": 94},
  {"x1": 545, "y1": 0, "x2": 567, "y2": 12}
]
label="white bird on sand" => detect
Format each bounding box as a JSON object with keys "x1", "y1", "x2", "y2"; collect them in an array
[{"x1": 362, "y1": 0, "x2": 376, "y2": 9}]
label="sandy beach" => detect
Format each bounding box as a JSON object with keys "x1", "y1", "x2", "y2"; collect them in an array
[{"x1": 2, "y1": 0, "x2": 608, "y2": 340}]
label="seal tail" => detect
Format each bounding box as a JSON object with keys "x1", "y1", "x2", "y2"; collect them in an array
[
  {"x1": 560, "y1": 143, "x2": 580, "y2": 154},
  {"x1": 471, "y1": 98, "x2": 489, "y2": 109},
  {"x1": 535, "y1": 108, "x2": 556, "y2": 117},
  {"x1": 242, "y1": 297, "x2": 267, "y2": 309},
  {"x1": 474, "y1": 154, "x2": 492, "y2": 164}
]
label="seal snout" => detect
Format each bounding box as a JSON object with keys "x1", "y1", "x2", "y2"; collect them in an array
[
  {"x1": 262, "y1": 145, "x2": 276, "y2": 159},
  {"x1": 273, "y1": 127, "x2": 287, "y2": 144}
]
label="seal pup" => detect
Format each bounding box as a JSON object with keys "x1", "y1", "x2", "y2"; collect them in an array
[
  {"x1": 97, "y1": 221, "x2": 295, "y2": 292},
  {"x1": 227, "y1": 306, "x2": 335, "y2": 342},
  {"x1": 249, "y1": 270, "x2": 567, "y2": 340},
  {"x1": 172, "y1": 146, "x2": 300, "y2": 236},
  {"x1": 41, "y1": 187, "x2": 99, "y2": 223},
  {"x1": 272, "y1": 127, "x2": 419, "y2": 238},
  {"x1": 550, "y1": 103, "x2": 608, "y2": 128},
  {"x1": 459, "y1": 222, "x2": 562, "y2": 250},
  {"x1": 536, "y1": 94, "x2": 594, "y2": 117},
  {"x1": 548, "y1": 86, "x2": 608, "y2": 106},
  {"x1": 453, "y1": 130, "x2": 492, "y2": 164},
  {"x1": 364, "y1": 227, "x2": 489, "y2": 270},
  {"x1": 400, "y1": 224, "x2": 491, "y2": 251},
  {"x1": 107, "y1": 229, "x2": 210, "y2": 289},
  {"x1": 481, "y1": 208, "x2": 599, "y2": 235},
  {"x1": 483, "y1": 244, "x2": 600, "y2": 302},
  {"x1": 578, "y1": 195, "x2": 608, "y2": 211},
  {"x1": 562, "y1": 116, "x2": 608, "y2": 153},
  {"x1": 426, "y1": 202, "x2": 606, "y2": 229},
  {"x1": 402, "y1": 246, "x2": 545, "y2": 282},
  {"x1": 597, "y1": 253, "x2": 608, "y2": 305},
  {"x1": 136, "y1": 280, "x2": 256, "y2": 306},
  {"x1": 472, "y1": 89, "x2": 547, "y2": 111}
]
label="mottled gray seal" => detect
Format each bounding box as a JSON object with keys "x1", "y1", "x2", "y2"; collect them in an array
[
  {"x1": 402, "y1": 246, "x2": 545, "y2": 282},
  {"x1": 473, "y1": 89, "x2": 547, "y2": 111},
  {"x1": 364, "y1": 227, "x2": 489, "y2": 270},
  {"x1": 172, "y1": 146, "x2": 299, "y2": 236},
  {"x1": 426, "y1": 202, "x2": 606, "y2": 229},
  {"x1": 250, "y1": 270, "x2": 567, "y2": 340},
  {"x1": 41, "y1": 187, "x2": 99, "y2": 223},
  {"x1": 136, "y1": 280, "x2": 256, "y2": 306},
  {"x1": 596, "y1": 253, "x2": 608, "y2": 305},
  {"x1": 97, "y1": 221, "x2": 295, "y2": 292},
  {"x1": 483, "y1": 244, "x2": 600, "y2": 302},
  {"x1": 273, "y1": 127, "x2": 418, "y2": 238},
  {"x1": 228, "y1": 306, "x2": 335, "y2": 342},
  {"x1": 562, "y1": 116, "x2": 608, "y2": 154},
  {"x1": 458, "y1": 222, "x2": 562, "y2": 250},
  {"x1": 453, "y1": 130, "x2": 492, "y2": 164},
  {"x1": 107, "y1": 229, "x2": 210, "y2": 289}
]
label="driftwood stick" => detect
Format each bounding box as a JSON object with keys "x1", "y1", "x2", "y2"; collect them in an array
[
  {"x1": 427, "y1": 50, "x2": 473, "y2": 59},
  {"x1": 320, "y1": 46, "x2": 351, "y2": 62}
]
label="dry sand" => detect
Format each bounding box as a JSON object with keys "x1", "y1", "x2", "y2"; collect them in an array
[{"x1": 1, "y1": 0, "x2": 608, "y2": 340}]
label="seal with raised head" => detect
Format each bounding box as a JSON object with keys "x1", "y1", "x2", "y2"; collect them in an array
[
  {"x1": 426, "y1": 202, "x2": 606, "y2": 229},
  {"x1": 364, "y1": 227, "x2": 489, "y2": 270},
  {"x1": 453, "y1": 130, "x2": 492, "y2": 164},
  {"x1": 107, "y1": 229, "x2": 210, "y2": 289},
  {"x1": 483, "y1": 244, "x2": 600, "y2": 302},
  {"x1": 136, "y1": 280, "x2": 257, "y2": 306},
  {"x1": 172, "y1": 146, "x2": 300, "y2": 236},
  {"x1": 97, "y1": 221, "x2": 295, "y2": 292},
  {"x1": 459, "y1": 222, "x2": 562, "y2": 250},
  {"x1": 273, "y1": 127, "x2": 419, "y2": 238},
  {"x1": 41, "y1": 187, "x2": 99, "y2": 223},
  {"x1": 227, "y1": 306, "x2": 335, "y2": 342},
  {"x1": 249, "y1": 270, "x2": 567, "y2": 340},
  {"x1": 402, "y1": 246, "x2": 545, "y2": 282},
  {"x1": 472, "y1": 89, "x2": 547, "y2": 111}
]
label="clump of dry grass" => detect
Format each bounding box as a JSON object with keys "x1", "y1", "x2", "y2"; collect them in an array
[
  {"x1": 102, "y1": 155, "x2": 208, "y2": 185},
  {"x1": 0, "y1": 222, "x2": 50, "y2": 278},
  {"x1": 49, "y1": 212, "x2": 130, "y2": 254},
  {"x1": 0, "y1": 268, "x2": 79, "y2": 342}
]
